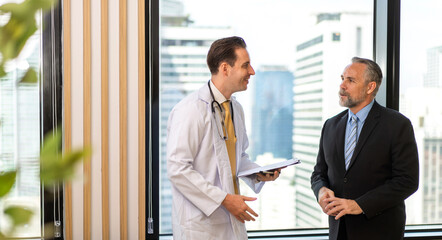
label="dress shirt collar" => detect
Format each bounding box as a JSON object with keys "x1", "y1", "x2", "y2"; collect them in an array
[
  {"x1": 348, "y1": 99, "x2": 375, "y2": 124},
  {"x1": 209, "y1": 80, "x2": 229, "y2": 104}
]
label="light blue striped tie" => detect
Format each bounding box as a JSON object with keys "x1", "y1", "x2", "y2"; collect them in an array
[{"x1": 345, "y1": 116, "x2": 358, "y2": 170}]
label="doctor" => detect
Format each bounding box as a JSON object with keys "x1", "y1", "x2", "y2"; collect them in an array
[{"x1": 167, "y1": 36, "x2": 282, "y2": 240}]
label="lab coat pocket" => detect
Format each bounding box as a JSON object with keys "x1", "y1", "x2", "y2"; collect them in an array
[
  {"x1": 181, "y1": 227, "x2": 211, "y2": 240},
  {"x1": 208, "y1": 207, "x2": 230, "y2": 225},
  {"x1": 183, "y1": 207, "x2": 231, "y2": 240}
]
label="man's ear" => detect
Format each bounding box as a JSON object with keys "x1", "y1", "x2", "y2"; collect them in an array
[
  {"x1": 219, "y1": 62, "x2": 230, "y2": 76},
  {"x1": 366, "y1": 81, "x2": 376, "y2": 95}
]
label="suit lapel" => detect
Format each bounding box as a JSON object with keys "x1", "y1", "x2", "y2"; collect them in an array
[
  {"x1": 336, "y1": 112, "x2": 348, "y2": 171},
  {"x1": 346, "y1": 102, "x2": 381, "y2": 171}
]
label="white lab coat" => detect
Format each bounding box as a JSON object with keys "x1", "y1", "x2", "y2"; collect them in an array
[{"x1": 167, "y1": 84, "x2": 265, "y2": 240}]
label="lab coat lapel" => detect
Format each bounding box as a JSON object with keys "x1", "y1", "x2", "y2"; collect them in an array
[
  {"x1": 198, "y1": 85, "x2": 248, "y2": 239},
  {"x1": 198, "y1": 85, "x2": 236, "y2": 195},
  {"x1": 211, "y1": 123, "x2": 236, "y2": 194}
]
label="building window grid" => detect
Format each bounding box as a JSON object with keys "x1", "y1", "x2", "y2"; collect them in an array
[
  {"x1": 295, "y1": 70, "x2": 324, "y2": 79},
  {"x1": 296, "y1": 51, "x2": 324, "y2": 63}
]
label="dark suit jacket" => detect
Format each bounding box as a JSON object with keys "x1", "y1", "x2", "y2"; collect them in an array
[{"x1": 311, "y1": 101, "x2": 419, "y2": 240}]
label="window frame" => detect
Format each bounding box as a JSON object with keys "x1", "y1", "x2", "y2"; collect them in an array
[
  {"x1": 41, "y1": 1, "x2": 64, "y2": 238},
  {"x1": 146, "y1": 0, "x2": 160, "y2": 238}
]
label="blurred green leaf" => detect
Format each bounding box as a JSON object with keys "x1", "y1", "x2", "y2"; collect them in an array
[
  {"x1": 40, "y1": 130, "x2": 91, "y2": 186},
  {"x1": 29, "y1": 0, "x2": 57, "y2": 11},
  {"x1": 19, "y1": 68, "x2": 37, "y2": 84},
  {"x1": 4, "y1": 206, "x2": 33, "y2": 226},
  {"x1": 40, "y1": 129, "x2": 62, "y2": 157},
  {"x1": 0, "y1": 171, "x2": 16, "y2": 198},
  {"x1": 0, "y1": 65, "x2": 5, "y2": 78},
  {"x1": 0, "y1": 0, "x2": 56, "y2": 79},
  {"x1": 0, "y1": 10, "x2": 38, "y2": 61}
]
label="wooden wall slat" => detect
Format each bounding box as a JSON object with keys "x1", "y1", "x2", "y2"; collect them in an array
[
  {"x1": 83, "y1": 0, "x2": 92, "y2": 239},
  {"x1": 119, "y1": 0, "x2": 128, "y2": 238},
  {"x1": 101, "y1": 0, "x2": 110, "y2": 239},
  {"x1": 138, "y1": 0, "x2": 145, "y2": 238},
  {"x1": 63, "y1": 0, "x2": 72, "y2": 239}
]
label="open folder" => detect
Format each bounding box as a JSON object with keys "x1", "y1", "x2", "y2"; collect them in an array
[{"x1": 237, "y1": 158, "x2": 301, "y2": 177}]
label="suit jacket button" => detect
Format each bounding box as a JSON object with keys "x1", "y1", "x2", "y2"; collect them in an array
[{"x1": 343, "y1": 178, "x2": 347, "y2": 183}]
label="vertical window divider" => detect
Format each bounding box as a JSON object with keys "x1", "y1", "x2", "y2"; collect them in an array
[
  {"x1": 386, "y1": 0, "x2": 401, "y2": 110},
  {"x1": 41, "y1": 0, "x2": 63, "y2": 238},
  {"x1": 147, "y1": 0, "x2": 160, "y2": 239}
]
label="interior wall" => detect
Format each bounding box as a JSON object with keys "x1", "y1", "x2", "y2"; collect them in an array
[{"x1": 63, "y1": 0, "x2": 145, "y2": 239}]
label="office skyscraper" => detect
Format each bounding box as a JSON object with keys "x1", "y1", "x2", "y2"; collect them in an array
[
  {"x1": 251, "y1": 66, "x2": 294, "y2": 161},
  {"x1": 400, "y1": 87, "x2": 442, "y2": 224},
  {"x1": 424, "y1": 46, "x2": 442, "y2": 88},
  {"x1": 420, "y1": 48, "x2": 442, "y2": 223},
  {"x1": 292, "y1": 12, "x2": 372, "y2": 227},
  {"x1": 400, "y1": 45, "x2": 442, "y2": 224}
]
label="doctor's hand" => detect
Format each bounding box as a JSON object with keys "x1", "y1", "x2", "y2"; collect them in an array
[
  {"x1": 324, "y1": 197, "x2": 363, "y2": 220},
  {"x1": 318, "y1": 187, "x2": 335, "y2": 214},
  {"x1": 256, "y1": 167, "x2": 284, "y2": 182},
  {"x1": 221, "y1": 194, "x2": 258, "y2": 223}
]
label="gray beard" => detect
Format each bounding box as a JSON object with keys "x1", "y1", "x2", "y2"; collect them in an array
[{"x1": 339, "y1": 92, "x2": 365, "y2": 109}]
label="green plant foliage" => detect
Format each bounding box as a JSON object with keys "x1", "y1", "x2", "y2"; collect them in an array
[
  {"x1": 4, "y1": 206, "x2": 33, "y2": 226},
  {"x1": 40, "y1": 130, "x2": 91, "y2": 186},
  {"x1": 0, "y1": 0, "x2": 87, "y2": 237},
  {"x1": 19, "y1": 68, "x2": 37, "y2": 83},
  {"x1": 0, "y1": 171, "x2": 16, "y2": 198},
  {"x1": 0, "y1": 131, "x2": 89, "y2": 237},
  {"x1": 0, "y1": 0, "x2": 55, "y2": 78}
]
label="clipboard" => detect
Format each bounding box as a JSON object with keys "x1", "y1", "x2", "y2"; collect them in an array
[{"x1": 237, "y1": 158, "x2": 301, "y2": 177}]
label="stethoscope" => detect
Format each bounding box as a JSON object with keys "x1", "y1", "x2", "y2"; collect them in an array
[{"x1": 208, "y1": 81, "x2": 235, "y2": 140}]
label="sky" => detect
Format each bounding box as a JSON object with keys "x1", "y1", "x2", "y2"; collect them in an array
[
  {"x1": 400, "y1": 0, "x2": 442, "y2": 89},
  {"x1": 181, "y1": 0, "x2": 373, "y2": 70},
  {"x1": 178, "y1": 0, "x2": 442, "y2": 90}
]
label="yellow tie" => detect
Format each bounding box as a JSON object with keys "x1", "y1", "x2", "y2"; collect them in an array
[{"x1": 222, "y1": 101, "x2": 238, "y2": 194}]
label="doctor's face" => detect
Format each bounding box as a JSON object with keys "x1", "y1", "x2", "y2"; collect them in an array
[{"x1": 227, "y1": 48, "x2": 255, "y2": 93}]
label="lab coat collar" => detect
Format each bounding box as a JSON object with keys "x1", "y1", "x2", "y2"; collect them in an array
[{"x1": 209, "y1": 80, "x2": 228, "y2": 104}]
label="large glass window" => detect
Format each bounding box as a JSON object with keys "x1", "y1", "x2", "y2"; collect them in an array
[
  {"x1": 400, "y1": 0, "x2": 442, "y2": 225},
  {"x1": 159, "y1": 0, "x2": 373, "y2": 234},
  {"x1": 0, "y1": 1, "x2": 42, "y2": 237},
  {"x1": 0, "y1": 1, "x2": 62, "y2": 238}
]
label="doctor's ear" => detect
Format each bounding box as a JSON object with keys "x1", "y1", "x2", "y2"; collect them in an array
[{"x1": 219, "y1": 62, "x2": 230, "y2": 76}]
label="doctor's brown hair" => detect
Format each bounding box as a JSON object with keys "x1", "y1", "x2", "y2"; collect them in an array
[{"x1": 207, "y1": 36, "x2": 247, "y2": 75}]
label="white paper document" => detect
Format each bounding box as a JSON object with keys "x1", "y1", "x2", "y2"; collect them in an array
[{"x1": 237, "y1": 158, "x2": 301, "y2": 177}]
